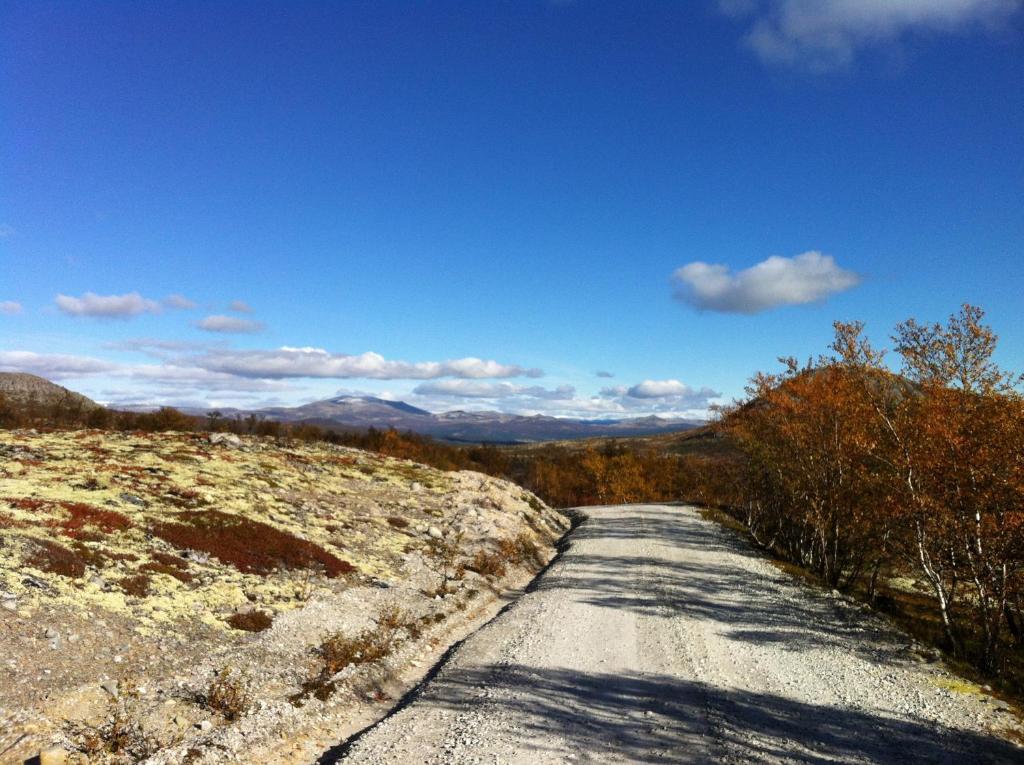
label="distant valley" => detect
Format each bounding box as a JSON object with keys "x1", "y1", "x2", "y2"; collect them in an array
[{"x1": 180, "y1": 394, "x2": 701, "y2": 443}]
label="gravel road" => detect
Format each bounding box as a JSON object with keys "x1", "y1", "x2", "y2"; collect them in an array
[{"x1": 323, "y1": 504, "x2": 1023, "y2": 764}]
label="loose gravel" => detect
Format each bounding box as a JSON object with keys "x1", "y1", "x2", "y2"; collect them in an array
[{"x1": 330, "y1": 504, "x2": 1024, "y2": 764}]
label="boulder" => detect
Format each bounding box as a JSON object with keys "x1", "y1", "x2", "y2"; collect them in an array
[{"x1": 209, "y1": 432, "x2": 243, "y2": 448}]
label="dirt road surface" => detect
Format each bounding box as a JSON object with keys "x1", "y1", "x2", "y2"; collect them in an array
[{"x1": 323, "y1": 504, "x2": 1023, "y2": 764}]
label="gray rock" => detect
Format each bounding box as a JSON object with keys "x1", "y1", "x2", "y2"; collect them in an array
[
  {"x1": 101, "y1": 680, "x2": 119, "y2": 699},
  {"x1": 196, "y1": 719, "x2": 214, "y2": 732},
  {"x1": 209, "y1": 432, "x2": 243, "y2": 448},
  {"x1": 428, "y1": 526, "x2": 443, "y2": 539},
  {"x1": 44, "y1": 627, "x2": 59, "y2": 639},
  {"x1": 120, "y1": 492, "x2": 147, "y2": 507}
]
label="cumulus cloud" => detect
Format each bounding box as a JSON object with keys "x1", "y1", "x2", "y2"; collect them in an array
[
  {"x1": 0, "y1": 301, "x2": 22, "y2": 315},
  {"x1": 196, "y1": 315, "x2": 265, "y2": 334},
  {"x1": 408, "y1": 376, "x2": 721, "y2": 420},
  {"x1": 600, "y1": 379, "x2": 720, "y2": 401},
  {"x1": 0, "y1": 351, "x2": 116, "y2": 378},
  {"x1": 626, "y1": 380, "x2": 705, "y2": 399},
  {"x1": 228, "y1": 300, "x2": 253, "y2": 313},
  {"x1": 164, "y1": 294, "x2": 197, "y2": 310},
  {"x1": 721, "y1": 0, "x2": 1022, "y2": 70},
  {"x1": 56, "y1": 291, "x2": 163, "y2": 318},
  {"x1": 193, "y1": 347, "x2": 544, "y2": 380},
  {"x1": 413, "y1": 380, "x2": 575, "y2": 399},
  {"x1": 672, "y1": 251, "x2": 860, "y2": 314}
]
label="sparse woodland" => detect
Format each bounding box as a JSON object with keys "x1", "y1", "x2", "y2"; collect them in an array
[{"x1": 708, "y1": 305, "x2": 1024, "y2": 682}]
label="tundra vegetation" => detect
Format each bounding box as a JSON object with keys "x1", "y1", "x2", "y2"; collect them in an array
[{"x1": 0, "y1": 424, "x2": 566, "y2": 764}]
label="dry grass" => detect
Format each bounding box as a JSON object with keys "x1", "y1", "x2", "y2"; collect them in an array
[
  {"x1": 201, "y1": 667, "x2": 250, "y2": 721},
  {"x1": 64, "y1": 679, "x2": 162, "y2": 762},
  {"x1": 466, "y1": 549, "x2": 507, "y2": 578}
]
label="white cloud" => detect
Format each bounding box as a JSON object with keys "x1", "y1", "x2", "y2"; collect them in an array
[
  {"x1": 408, "y1": 376, "x2": 720, "y2": 420},
  {"x1": 672, "y1": 250, "x2": 860, "y2": 314},
  {"x1": 625, "y1": 380, "x2": 698, "y2": 399},
  {"x1": 413, "y1": 380, "x2": 575, "y2": 399},
  {"x1": 55, "y1": 291, "x2": 162, "y2": 318},
  {"x1": 600, "y1": 378, "x2": 721, "y2": 403},
  {"x1": 164, "y1": 293, "x2": 197, "y2": 310},
  {"x1": 104, "y1": 338, "x2": 218, "y2": 356},
  {"x1": 0, "y1": 351, "x2": 116, "y2": 378},
  {"x1": 124, "y1": 364, "x2": 291, "y2": 392},
  {"x1": 721, "y1": 0, "x2": 1022, "y2": 70},
  {"x1": 228, "y1": 300, "x2": 253, "y2": 313},
  {"x1": 0, "y1": 301, "x2": 22, "y2": 315},
  {"x1": 193, "y1": 347, "x2": 544, "y2": 380},
  {"x1": 595, "y1": 370, "x2": 615, "y2": 378},
  {"x1": 196, "y1": 315, "x2": 265, "y2": 334}
]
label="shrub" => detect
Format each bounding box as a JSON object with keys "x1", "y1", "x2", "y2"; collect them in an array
[
  {"x1": 26, "y1": 538, "x2": 86, "y2": 578},
  {"x1": 140, "y1": 560, "x2": 194, "y2": 584},
  {"x1": 320, "y1": 630, "x2": 391, "y2": 675},
  {"x1": 118, "y1": 574, "x2": 152, "y2": 598},
  {"x1": 151, "y1": 510, "x2": 355, "y2": 577},
  {"x1": 201, "y1": 667, "x2": 249, "y2": 720},
  {"x1": 65, "y1": 679, "x2": 160, "y2": 760},
  {"x1": 320, "y1": 605, "x2": 418, "y2": 676},
  {"x1": 466, "y1": 549, "x2": 507, "y2": 578},
  {"x1": 227, "y1": 611, "x2": 273, "y2": 632},
  {"x1": 55, "y1": 501, "x2": 132, "y2": 538}
]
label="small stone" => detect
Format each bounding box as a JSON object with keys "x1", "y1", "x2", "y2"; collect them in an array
[
  {"x1": 173, "y1": 715, "x2": 189, "y2": 728},
  {"x1": 120, "y1": 493, "x2": 147, "y2": 507},
  {"x1": 101, "y1": 680, "x2": 119, "y2": 699},
  {"x1": 39, "y1": 748, "x2": 68, "y2": 765},
  {"x1": 428, "y1": 526, "x2": 443, "y2": 539},
  {"x1": 44, "y1": 627, "x2": 59, "y2": 639},
  {"x1": 113, "y1": 655, "x2": 123, "y2": 664},
  {"x1": 1, "y1": 599, "x2": 16, "y2": 611},
  {"x1": 196, "y1": 719, "x2": 213, "y2": 732}
]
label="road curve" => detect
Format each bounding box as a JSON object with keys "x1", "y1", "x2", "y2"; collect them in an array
[{"x1": 323, "y1": 504, "x2": 1022, "y2": 764}]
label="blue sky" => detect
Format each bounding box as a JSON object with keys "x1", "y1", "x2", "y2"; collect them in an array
[{"x1": 2, "y1": 1, "x2": 1022, "y2": 418}]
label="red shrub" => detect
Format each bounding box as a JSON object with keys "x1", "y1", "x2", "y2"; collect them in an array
[
  {"x1": 53, "y1": 502, "x2": 132, "y2": 538},
  {"x1": 151, "y1": 510, "x2": 354, "y2": 578},
  {"x1": 26, "y1": 539, "x2": 86, "y2": 578},
  {"x1": 227, "y1": 611, "x2": 273, "y2": 632},
  {"x1": 118, "y1": 574, "x2": 152, "y2": 597},
  {"x1": 140, "y1": 560, "x2": 194, "y2": 583},
  {"x1": 7, "y1": 497, "x2": 47, "y2": 511}
]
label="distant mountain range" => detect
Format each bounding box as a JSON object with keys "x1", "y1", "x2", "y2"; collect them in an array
[
  {"x1": 186, "y1": 394, "x2": 701, "y2": 443},
  {"x1": 0, "y1": 373, "x2": 701, "y2": 443}
]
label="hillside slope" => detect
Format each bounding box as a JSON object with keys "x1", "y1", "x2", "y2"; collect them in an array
[
  {"x1": 0, "y1": 429, "x2": 568, "y2": 764},
  {"x1": 0, "y1": 372, "x2": 100, "y2": 411}
]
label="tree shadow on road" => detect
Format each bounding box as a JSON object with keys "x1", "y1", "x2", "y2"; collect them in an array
[
  {"x1": 545, "y1": 507, "x2": 909, "y2": 664},
  {"x1": 326, "y1": 664, "x2": 1021, "y2": 764}
]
